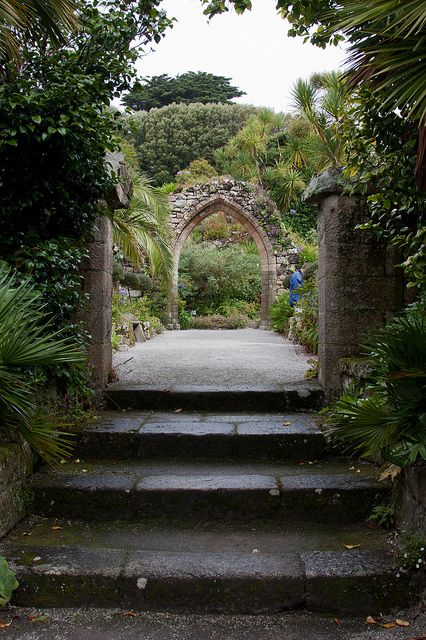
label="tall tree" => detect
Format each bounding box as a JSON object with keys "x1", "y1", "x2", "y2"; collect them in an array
[
  {"x1": 125, "y1": 101, "x2": 255, "y2": 185},
  {"x1": 122, "y1": 71, "x2": 245, "y2": 111}
]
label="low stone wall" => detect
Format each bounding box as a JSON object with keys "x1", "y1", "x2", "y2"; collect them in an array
[
  {"x1": 0, "y1": 442, "x2": 32, "y2": 538},
  {"x1": 339, "y1": 357, "x2": 373, "y2": 394},
  {"x1": 397, "y1": 467, "x2": 426, "y2": 535}
]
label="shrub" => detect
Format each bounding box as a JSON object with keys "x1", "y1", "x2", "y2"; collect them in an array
[
  {"x1": 324, "y1": 305, "x2": 426, "y2": 468},
  {"x1": 179, "y1": 242, "x2": 261, "y2": 315},
  {"x1": 291, "y1": 278, "x2": 319, "y2": 354},
  {"x1": 191, "y1": 313, "x2": 250, "y2": 330},
  {"x1": 124, "y1": 102, "x2": 256, "y2": 185},
  {"x1": 270, "y1": 291, "x2": 294, "y2": 333},
  {"x1": 0, "y1": 265, "x2": 83, "y2": 464},
  {"x1": 176, "y1": 158, "x2": 218, "y2": 187}
]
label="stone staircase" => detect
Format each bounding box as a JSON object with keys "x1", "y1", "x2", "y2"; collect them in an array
[{"x1": 0, "y1": 384, "x2": 412, "y2": 615}]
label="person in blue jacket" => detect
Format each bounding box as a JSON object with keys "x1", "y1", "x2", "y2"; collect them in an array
[{"x1": 289, "y1": 267, "x2": 303, "y2": 307}]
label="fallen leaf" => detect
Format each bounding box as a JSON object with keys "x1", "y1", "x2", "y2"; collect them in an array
[
  {"x1": 82, "y1": 469, "x2": 88, "y2": 473},
  {"x1": 33, "y1": 556, "x2": 42, "y2": 561},
  {"x1": 379, "y1": 463, "x2": 401, "y2": 482},
  {"x1": 333, "y1": 618, "x2": 343, "y2": 625},
  {"x1": 123, "y1": 612, "x2": 139, "y2": 617},
  {"x1": 366, "y1": 616, "x2": 378, "y2": 625},
  {"x1": 252, "y1": 548, "x2": 260, "y2": 554},
  {"x1": 0, "y1": 621, "x2": 12, "y2": 629},
  {"x1": 174, "y1": 408, "x2": 182, "y2": 413},
  {"x1": 22, "y1": 531, "x2": 33, "y2": 536},
  {"x1": 28, "y1": 614, "x2": 49, "y2": 623},
  {"x1": 283, "y1": 421, "x2": 292, "y2": 426},
  {"x1": 395, "y1": 619, "x2": 410, "y2": 627},
  {"x1": 381, "y1": 622, "x2": 397, "y2": 629},
  {"x1": 60, "y1": 459, "x2": 67, "y2": 465},
  {"x1": 344, "y1": 544, "x2": 361, "y2": 549},
  {"x1": 75, "y1": 458, "x2": 80, "y2": 463},
  {"x1": 51, "y1": 526, "x2": 63, "y2": 531}
]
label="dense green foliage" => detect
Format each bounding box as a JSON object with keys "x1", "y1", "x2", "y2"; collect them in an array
[
  {"x1": 0, "y1": 265, "x2": 83, "y2": 463},
  {"x1": 179, "y1": 241, "x2": 261, "y2": 316},
  {"x1": 215, "y1": 107, "x2": 321, "y2": 236},
  {"x1": 203, "y1": 0, "x2": 426, "y2": 292},
  {"x1": 325, "y1": 307, "x2": 426, "y2": 468},
  {"x1": 270, "y1": 291, "x2": 293, "y2": 333},
  {"x1": 0, "y1": 0, "x2": 78, "y2": 73},
  {"x1": 122, "y1": 71, "x2": 245, "y2": 111},
  {"x1": 110, "y1": 141, "x2": 173, "y2": 279},
  {"x1": 344, "y1": 90, "x2": 426, "y2": 293},
  {"x1": 0, "y1": 1, "x2": 172, "y2": 408},
  {"x1": 176, "y1": 158, "x2": 218, "y2": 187},
  {"x1": 0, "y1": 556, "x2": 18, "y2": 606},
  {"x1": 124, "y1": 102, "x2": 255, "y2": 185},
  {"x1": 291, "y1": 278, "x2": 319, "y2": 354}
]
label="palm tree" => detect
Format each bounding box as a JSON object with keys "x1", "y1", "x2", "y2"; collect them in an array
[
  {"x1": 335, "y1": 0, "x2": 426, "y2": 187},
  {"x1": 291, "y1": 71, "x2": 348, "y2": 170},
  {"x1": 110, "y1": 141, "x2": 173, "y2": 283},
  {"x1": 0, "y1": 264, "x2": 83, "y2": 464},
  {"x1": 0, "y1": 0, "x2": 77, "y2": 70}
]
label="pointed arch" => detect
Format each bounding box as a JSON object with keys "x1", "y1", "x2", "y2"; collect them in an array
[{"x1": 169, "y1": 196, "x2": 277, "y2": 327}]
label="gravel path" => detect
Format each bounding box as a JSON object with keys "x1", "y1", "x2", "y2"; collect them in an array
[
  {"x1": 3, "y1": 607, "x2": 425, "y2": 640},
  {"x1": 112, "y1": 329, "x2": 311, "y2": 387}
]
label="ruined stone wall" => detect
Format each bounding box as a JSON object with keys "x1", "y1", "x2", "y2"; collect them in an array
[{"x1": 168, "y1": 178, "x2": 299, "y2": 325}]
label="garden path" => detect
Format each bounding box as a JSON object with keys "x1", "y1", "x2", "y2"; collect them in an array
[{"x1": 112, "y1": 328, "x2": 311, "y2": 387}]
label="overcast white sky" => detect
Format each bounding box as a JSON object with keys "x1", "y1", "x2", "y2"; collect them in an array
[{"x1": 132, "y1": 0, "x2": 345, "y2": 113}]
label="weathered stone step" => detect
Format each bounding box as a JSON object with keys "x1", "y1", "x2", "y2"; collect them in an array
[
  {"x1": 31, "y1": 460, "x2": 388, "y2": 523},
  {"x1": 1, "y1": 518, "x2": 409, "y2": 615},
  {"x1": 74, "y1": 412, "x2": 328, "y2": 461},
  {"x1": 105, "y1": 382, "x2": 324, "y2": 412}
]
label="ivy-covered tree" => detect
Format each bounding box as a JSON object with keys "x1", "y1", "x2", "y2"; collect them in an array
[
  {"x1": 122, "y1": 71, "x2": 245, "y2": 111},
  {"x1": 125, "y1": 101, "x2": 255, "y2": 185}
]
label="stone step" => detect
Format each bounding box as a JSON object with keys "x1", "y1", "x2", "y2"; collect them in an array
[
  {"x1": 1, "y1": 517, "x2": 410, "y2": 615},
  {"x1": 74, "y1": 412, "x2": 328, "y2": 461},
  {"x1": 31, "y1": 460, "x2": 388, "y2": 523},
  {"x1": 105, "y1": 382, "x2": 324, "y2": 412}
]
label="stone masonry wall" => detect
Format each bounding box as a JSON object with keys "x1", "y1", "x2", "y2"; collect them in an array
[
  {"x1": 304, "y1": 169, "x2": 404, "y2": 399},
  {"x1": 0, "y1": 442, "x2": 32, "y2": 538}
]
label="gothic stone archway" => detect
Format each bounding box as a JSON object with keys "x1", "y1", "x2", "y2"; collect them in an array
[{"x1": 168, "y1": 178, "x2": 299, "y2": 327}]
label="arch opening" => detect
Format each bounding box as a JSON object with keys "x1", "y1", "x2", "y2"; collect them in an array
[{"x1": 169, "y1": 197, "x2": 277, "y2": 327}]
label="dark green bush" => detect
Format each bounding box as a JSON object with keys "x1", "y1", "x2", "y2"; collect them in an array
[
  {"x1": 179, "y1": 242, "x2": 261, "y2": 315},
  {"x1": 324, "y1": 305, "x2": 426, "y2": 468}
]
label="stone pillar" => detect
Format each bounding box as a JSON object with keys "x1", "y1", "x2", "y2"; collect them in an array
[
  {"x1": 304, "y1": 169, "x2": 404, "y2": 399},
  {"x1": 81, "y1": 216, "x2": 113, "y2": 392},
  {"x1": 80, "y1": 152, "x2": 132, "y2": 394}
]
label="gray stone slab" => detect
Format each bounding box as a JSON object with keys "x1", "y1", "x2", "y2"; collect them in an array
[
  {"x1": 303, "y1": 550, "x2": 412, "y2": 614},
  {"x1": 237, "y1": 422, "x2": 318, "y2": 435},
  {"x1": 8, "y1": 546, "x2": 125, "y2": 608},
  {"x1": 139, "y1": 422, "x2": 235, "y2": 435},
  {"x1": 136, "y1": 474, "x2": 278, "y2": 492},
  {"x1": 121, "y1": 550, "x2": 304, "y2": 613},
  {"x1": 280, "y1": 474, "x2": 383, "y2": 491}
]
